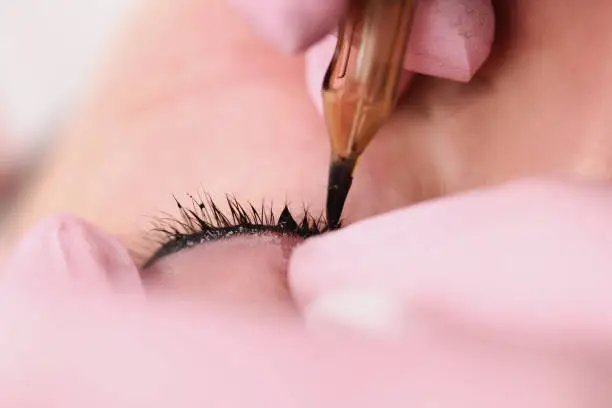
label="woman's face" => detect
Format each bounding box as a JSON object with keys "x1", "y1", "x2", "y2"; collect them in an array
[{"x1": 4, "y1": 0, "x2": 612, "y2": 312}]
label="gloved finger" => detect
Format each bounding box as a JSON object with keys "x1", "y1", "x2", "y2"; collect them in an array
[
  {"x1": 0, "y1": 286, "x2": 605, "y2": 408},
  {"x1": 306, "y1": 0, "x2": 495, "y2": 112},
  {"x1": 1, "y1": 214, "x2": 144, "y2": 299},
  {"x1": 288, "y1": 179, "x2": 612, "y2": 353}
]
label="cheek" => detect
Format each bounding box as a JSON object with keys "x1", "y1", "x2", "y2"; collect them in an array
[{"x1": 141, "y1": 236, "x2": 300, "y2": 317}]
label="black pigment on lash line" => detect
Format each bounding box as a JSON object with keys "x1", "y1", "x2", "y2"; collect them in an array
[{"x1": 144, "y1": 194, "x2": 338, "y2": 268}]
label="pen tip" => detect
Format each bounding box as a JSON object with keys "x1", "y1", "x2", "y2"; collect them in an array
[{"x1": 326, "y1": 157, "x2": 356, "y2": 230}]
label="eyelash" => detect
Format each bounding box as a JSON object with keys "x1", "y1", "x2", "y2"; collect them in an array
[{"x1": 144, "y1": 194, "x2": 335, "y2": 268}]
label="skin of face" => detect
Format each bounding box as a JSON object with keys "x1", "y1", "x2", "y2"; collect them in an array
[{"x1": 3, "y1": 0, "x2": 612, "y2": 307}]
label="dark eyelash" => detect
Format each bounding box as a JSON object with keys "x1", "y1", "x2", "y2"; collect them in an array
[{"x1": 143, "y1": 194, "x2": 337, "y2": 268}]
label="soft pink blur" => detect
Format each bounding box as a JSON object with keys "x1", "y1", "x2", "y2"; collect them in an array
[
  {"x1": 0, "y1": 184, "x2": 611, "y2": 406},
  {"x1": 290, "y1": 179, "x2": 612, "y2": 356}
]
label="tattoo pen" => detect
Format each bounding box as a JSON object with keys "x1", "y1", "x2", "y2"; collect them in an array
[{"x1": 323, "y1": 0, "x2": 416, "y2": 228}]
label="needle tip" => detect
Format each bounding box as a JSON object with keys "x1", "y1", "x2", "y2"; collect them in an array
[{"x1": 326, "y1": 157, "x2": 356, "y2": 230}]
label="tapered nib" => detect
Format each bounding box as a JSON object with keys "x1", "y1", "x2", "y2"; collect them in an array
[{"x1": 326, "y1": 156, "x2": 357, "y2": 230}]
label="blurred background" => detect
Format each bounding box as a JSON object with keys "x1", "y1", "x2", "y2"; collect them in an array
[
  {"x1": 0, "y1": 0, "x2": 137, "y2": 210},
  {"x1": 0, "y1": 0, "x2": 135, "y2": 161}
]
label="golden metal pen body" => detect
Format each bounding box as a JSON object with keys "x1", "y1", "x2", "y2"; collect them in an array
[{"x1": 323, "y1": 0, "x2": 416, "y2": 227}]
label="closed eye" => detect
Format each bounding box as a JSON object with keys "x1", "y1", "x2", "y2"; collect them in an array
[{"x1": 143, "y1": 194, "x2": 337, "y2": 268}]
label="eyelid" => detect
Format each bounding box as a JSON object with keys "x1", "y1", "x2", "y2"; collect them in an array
[
  {"x1": 142, "y1": 234, "x2": 301, "y2": 314},
  {"x1": 145, "y1": 225, "x2": 303, "y2": 268}
]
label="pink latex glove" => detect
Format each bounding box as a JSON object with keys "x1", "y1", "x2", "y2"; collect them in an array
[
  {"x1": 286, "y1": 179, "x2": 612, "y2": 404},
  {"x1": 289, "y1": 179, "x2": 612, "y2": 353},
  {"x1": 0, "y1": 183, "x2": 612, "y2": 406},
  {"x1": 230, "y1": 0, "x2": 495, "y2": 111}
]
